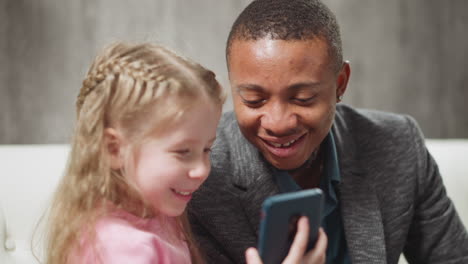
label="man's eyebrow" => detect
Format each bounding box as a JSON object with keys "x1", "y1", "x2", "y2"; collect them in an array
[
  {"x1": 236, "y1": 82, "x2": 322, "y2": 92},
  {"x1": 288, "y1": 82, "x2": 322, "y2": 90},
  {"x1": 236, "y1": 84, "x2": 264, "y2": 92}
]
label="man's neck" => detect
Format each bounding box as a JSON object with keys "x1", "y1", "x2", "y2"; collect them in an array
[{"x1": 289, "y1": 152, "x2": 323, "y2": 189}]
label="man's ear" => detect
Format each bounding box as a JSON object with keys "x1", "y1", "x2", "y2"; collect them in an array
[
  {"x1": 104, "y1": 128, "x2": 124, "y2": 170},
  {"x1": 336, "y1": 61, "x2": 351, "y2": 102}
]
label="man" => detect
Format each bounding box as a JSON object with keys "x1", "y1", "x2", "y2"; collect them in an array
[{"x1": 188, "y1": 0, "x2": 468, "y2": 263}]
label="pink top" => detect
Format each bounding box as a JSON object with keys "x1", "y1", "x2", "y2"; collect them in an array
[{"x1": 69, "y1": 208, "x2": 191, "y2": 264}]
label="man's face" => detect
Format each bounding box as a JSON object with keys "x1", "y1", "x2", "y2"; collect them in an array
[{"x1": 228, "y1": 38, "x2": 348, "y2": 170}]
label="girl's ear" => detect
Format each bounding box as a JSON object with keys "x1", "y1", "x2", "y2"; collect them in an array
[{"x1": 104, "y1": 128, "x2": 124, "y2": 170}]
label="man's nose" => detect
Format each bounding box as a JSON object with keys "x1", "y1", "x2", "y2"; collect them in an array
[{"x1": 260, "y1": 103, "x2": 298, "y2": 136}]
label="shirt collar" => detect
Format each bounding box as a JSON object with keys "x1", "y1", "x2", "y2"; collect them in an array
[
  {"x1": 272, "y1": 131, "x2": 341, "y2": 217},
  {"x1": 323, "y1": 130, "x2": 341, "y2": 184}
]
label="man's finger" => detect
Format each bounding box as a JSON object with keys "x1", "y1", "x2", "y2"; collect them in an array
[
  {"x1": 283, "y1": 216, "x2": 310, "y2": 263},
  {"x1": 303, "y1": 228, "x2": 328, "y2": 264},
  {"x1": 245, "y1": 247, "x2": 263, "y2": 264}
]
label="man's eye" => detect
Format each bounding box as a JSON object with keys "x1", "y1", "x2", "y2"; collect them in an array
[
  {"x1": 241, "y1": 98, "x2": 266, "y2": 107},
  {"x1": 238, "y1": 90, "x2": 266, "y2": 107},
  {"x1": 175, "y1": 149, "x2": 190, "y2": 155},
  {"x1": 293, "y1": 96, "x2": 316, "y2": 104}
]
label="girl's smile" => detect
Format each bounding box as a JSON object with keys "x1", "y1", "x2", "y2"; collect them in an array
[{"x1": 128, "y1": 100, "x2": 221, "y2": 217}]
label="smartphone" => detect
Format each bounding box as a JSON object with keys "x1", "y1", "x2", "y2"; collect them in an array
[{"x1": 257, "y1": 188, "x2": 323, "y2": 264}]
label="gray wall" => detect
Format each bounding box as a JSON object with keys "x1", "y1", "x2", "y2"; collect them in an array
[
  {"x1": 328, "y1": 0, "x2": 468, "y2": 139},
  {"x1": 1, "y1": 0, "x2": 467, "y2": 144}
]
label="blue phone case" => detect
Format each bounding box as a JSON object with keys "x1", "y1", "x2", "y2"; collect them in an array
[{"x1": 258, "y1": 189, "x2": 323, "y2": 264}]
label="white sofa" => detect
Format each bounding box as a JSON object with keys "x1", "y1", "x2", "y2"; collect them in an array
[{"x1": 1, "y1": 140, "x2": 467, "y2": 264}]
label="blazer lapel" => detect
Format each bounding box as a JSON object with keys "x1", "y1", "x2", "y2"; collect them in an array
[
  {"x1": 230, "y1": 128, "x2": 280, "y2": 239},
  {"x1": 238, "y1": 169, "x2": 279, "y2": 237},
  {"x1": 333, "y1": 122, "x2": 387, "y2": 264},
  {"x1": 227, "y1": 111, "x2": 388, "y2": 263},
  {"x1": 339, "y1": 172, "x2": 387, "y2": 264}
]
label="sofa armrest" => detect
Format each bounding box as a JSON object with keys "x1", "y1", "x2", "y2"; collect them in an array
[
  {"x1": 0, "y1": 144, "x2": 69, "y2": 264},
  {"x1": 1, "y1": 203, "x2": 6, "y2": 263}
]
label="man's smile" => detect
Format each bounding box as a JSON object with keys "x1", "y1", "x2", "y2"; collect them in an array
[{"x1": 260, "y1": 133, "x2": 307, "y2": 158}]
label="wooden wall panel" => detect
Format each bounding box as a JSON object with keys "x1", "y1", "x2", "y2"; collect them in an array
[
  {"x1": 1, "y1": 0, "x2": 467, "y2": 143},
  {"x1": 326, "y1": 0, "x2": 468, "y2": 138}
]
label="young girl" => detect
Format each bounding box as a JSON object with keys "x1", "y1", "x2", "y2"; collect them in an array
[
  {"x1": 44, "y1": 42, "x2": 224, "y2": 264},
  {"x1": 43, "y1": 42, "x2": 326, "y2": 264}
]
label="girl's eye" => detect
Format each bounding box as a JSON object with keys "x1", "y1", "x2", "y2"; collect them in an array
[
  {"x1": 203, "y1": 147, "x2": 212, "y2": 153},
  {"x1": 175, "y1": 149, "x2": 190, "y2": 155}
]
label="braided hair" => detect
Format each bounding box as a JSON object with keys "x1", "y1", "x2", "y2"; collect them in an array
[{"x1": 43, "y1": 42, "x2": 224, "y2": 264}]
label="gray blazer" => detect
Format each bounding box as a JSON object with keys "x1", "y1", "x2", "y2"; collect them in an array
[{"x1": 187, "y1": 104, "x2": 468, "y2": 264}]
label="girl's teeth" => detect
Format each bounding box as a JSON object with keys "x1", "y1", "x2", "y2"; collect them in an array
[{"x1": 175, "y1": 190, "x2": 191, "y2": 195}]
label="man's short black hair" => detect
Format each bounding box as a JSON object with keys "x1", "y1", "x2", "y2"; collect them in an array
[{"x1": 226, "y1": 0, "x2": 343, "y2": 72}]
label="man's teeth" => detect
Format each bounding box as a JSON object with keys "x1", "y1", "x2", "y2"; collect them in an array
[
  {"x1": 270, "y1": 138, "x2": 297, "y2": 148},
  {"x1": 174, "y1": 190, "x2": 192, "y2": 196}
]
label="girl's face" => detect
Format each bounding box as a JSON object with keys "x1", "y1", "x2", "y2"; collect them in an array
[{"x1": 129, "y1": 100, "x2": 221, "y2": 217}]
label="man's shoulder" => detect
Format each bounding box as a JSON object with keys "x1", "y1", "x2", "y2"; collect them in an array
[
  {"x1": 212, "y1": 111, "x2": 255, "y2": 162},
  {"x1": 200, "y1": 111, "x2": 271, "y2": 192},
  {"x1": 336, "y1": 104, "x2": 413, "y2": 130},
  {"x1": 202, "y1": 111, "x2": 245, "y2": 188},
  {"x1": 335, "y1": 104, "x2": 423, "y2": 141},
  {"x1": 334, "y1": 104, "x2": 427, "y2": 172},
  {"x1": 217, "y1": 111, "x2": 239, "y2": 136}
]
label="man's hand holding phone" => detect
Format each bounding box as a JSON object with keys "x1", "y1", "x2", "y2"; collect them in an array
[{"x1": 245, "y1": 216, "x2": 328, "y2": 264}]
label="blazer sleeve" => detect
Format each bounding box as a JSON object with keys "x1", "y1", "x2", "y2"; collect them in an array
[
  {"x1": 188, "y1": 210, "x2": 236, "y2": 263},
  {"x1": 403, "y1": 116, "x2": 468, "y2": 263}
]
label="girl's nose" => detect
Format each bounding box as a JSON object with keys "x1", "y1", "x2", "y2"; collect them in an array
[{"x1": 188, "y1": 159, "x2": 210, "y2": 180}]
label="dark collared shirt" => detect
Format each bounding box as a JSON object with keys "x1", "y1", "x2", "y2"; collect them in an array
[{"x1": 273, "y1": 132, "x2": 351, "y2": 264}]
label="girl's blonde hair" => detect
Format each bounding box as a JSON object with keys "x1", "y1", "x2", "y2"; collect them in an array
[{"x1": 44, "y1": 42, "x2": 224, "y2": 264}]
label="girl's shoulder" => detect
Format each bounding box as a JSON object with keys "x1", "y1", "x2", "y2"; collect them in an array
[
  {"x1": 94, "y1": 209, "x2": 154, "y2": 240},
  {"x1": 70, "y1": 208, "x2": 191, "y2": 263}
]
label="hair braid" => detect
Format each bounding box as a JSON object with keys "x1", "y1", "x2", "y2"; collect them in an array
[{"x1": 42, "y1": 42, "x2": 225, "y2": 264}]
